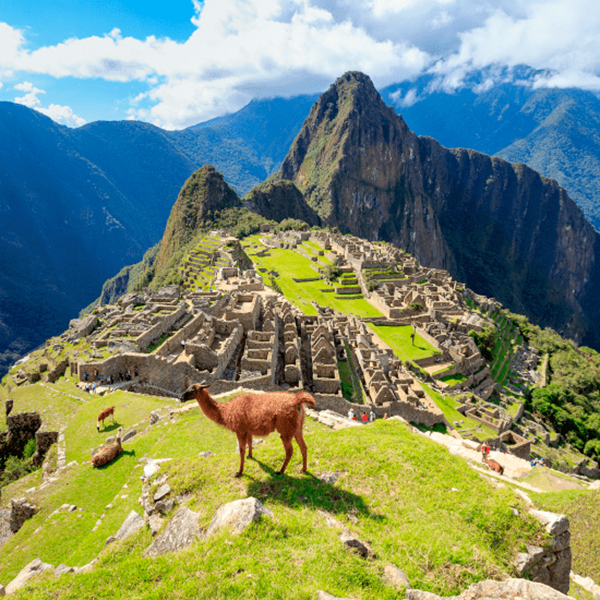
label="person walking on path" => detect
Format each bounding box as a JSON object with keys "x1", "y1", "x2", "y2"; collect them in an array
[
  {"x1": 481, "y1": 442, "x2": 490, "y2": 463},
  {"x1": 348, "y1": 408, "x2": 355, "y2": 421},
  {"x1": 92, "y1": 382, "x2": 97, "y2": 394},
  {"x1": 369, "y1": 410, "x2": 376, "y2": 422},
  {"x1": 410, "y1": 330, "x2": 415, "y2": 346}
]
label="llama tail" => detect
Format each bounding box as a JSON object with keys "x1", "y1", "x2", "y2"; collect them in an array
[{"x1": 293, "y1": 391, "x2": 316, "y2": 408}]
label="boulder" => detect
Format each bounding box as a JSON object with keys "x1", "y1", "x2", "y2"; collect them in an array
[
  {"x1": 122, "y1": 429, "x2": 137, "y2": 443},
  {"x1": 384, "y1": 563, "x2": 411, "y2": 590},
  {"x1": 144, "y1": 507, "x2": 201, "y2": 557},
  {"x1": 55, "y1": 564, "x2": 75, "y2": 577},
  {"x1": 339, "y1": 531, "x2": 376, "y2": 559},
  {"x1": 113, "y1": 510, "x2": 145, "y2": 541},
  {"x1": 529, "y1": 509, "x2": 569, "y2": 537},
  {"x1": 314, "y1": 592, "x2": 351, "y2": 600},
  {"x1": 154, "y1": 483, "x2": 170, "y2": 503},
  {"x1": 6, "y1": 558, "x2": 54, "y2": 595},
  {"x1": 406, "y1": 578, "x2": 573, "y2": 599},
  {"x1": 205, "y1": 497, "x2": 273, "y2": 538}
]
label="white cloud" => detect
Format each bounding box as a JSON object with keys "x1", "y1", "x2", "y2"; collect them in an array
[
  {"x1": 13, "y1": 81, "x2": 86, "y2": 127},
  {"x1": 3, "y1": 0, "x2": 600, "y2": 126}
]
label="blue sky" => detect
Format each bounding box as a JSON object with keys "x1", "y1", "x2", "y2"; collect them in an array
[{"x1": 1, "y1": 0, "x2": 600, "y2": 130}]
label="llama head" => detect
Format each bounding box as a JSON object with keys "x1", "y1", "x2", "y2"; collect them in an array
[{"x1": 180, "y1": 382, "x2": 211, "y2": 402}]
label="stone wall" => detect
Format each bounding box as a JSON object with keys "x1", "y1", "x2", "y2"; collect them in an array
[
  {"x1": 516, "y1": 510, "x2": 572, "y2": 594},
  {"x1": 156, "y1": 313, "x2": 206, "y2": 357},
  {"x1": 136, "y1": 303, "x2": 188, "y2": 351},
  {"x1": 313, "y1": 393, "x2": 444, "y2": 427}
]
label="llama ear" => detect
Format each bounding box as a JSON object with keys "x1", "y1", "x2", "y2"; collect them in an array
[{"x1": 198, "y1": 381, "x2": 211, "y2": 389}]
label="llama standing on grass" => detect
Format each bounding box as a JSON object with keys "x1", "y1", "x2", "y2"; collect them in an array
[
  {"x1": 181, "y1": 383, "x2": 316, "y2": 477},
  {"x1": 97, "y1": 406, "x2": 115, "y2": 431}
]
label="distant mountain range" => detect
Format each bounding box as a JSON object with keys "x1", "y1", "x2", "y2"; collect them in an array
[{"x1": 3, "y1": 64, "x2": 600, "y2": 374}]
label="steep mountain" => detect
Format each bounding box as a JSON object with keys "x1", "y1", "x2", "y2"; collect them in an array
[
  {"x1": 0, "y1": 97, "x2": 313, "y2": 376},
  {"x1": 382, "y1": 67, "x2": 600, "y2": 230},
  {"x1": 257, "y1": 72, "x2": 600, "y2": 348}
]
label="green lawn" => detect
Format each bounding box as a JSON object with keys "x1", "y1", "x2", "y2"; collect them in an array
[
  {"x1": 438, "y1": 373, "x2": 468, "y2": 387},
  {"x1": 248, "y1": 245, "x2": 381, "y2": 318},
  {"x1": 368, "y1": 324, "x2": 439, "y2": 362},
  {"x1": 10, "y1": 416, "x2": 545, "y2": 600},
  {"x1": 421, "y1": 383, "x2": 498, "y2": 441}
]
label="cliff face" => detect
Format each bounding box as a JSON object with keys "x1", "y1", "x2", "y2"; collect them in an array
[{"x1": 265, "y1": 72, "x2": 600, "y2": 346}]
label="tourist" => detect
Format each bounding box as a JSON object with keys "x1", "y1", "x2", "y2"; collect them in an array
[
  {"x1": 92, "y1": 382, "x2": 97, "y2": 394},
  {"x1": 362, "y1": 413, "x2": 368, "y2": 423},
  {"x1": 85, "y1": 383, "x2": 90, "y2": 393},
  {"x1": 348, "y1": 408, "x2": 355, "y2": 420},
  {"x1": 134, "y1": 367, "x2": 139, "y2": 378},
  {"x1": 383, "y1": 413, "x2": 388, "y2": 420},
  {"x1": 369, "y1": 410, "x2": 376, "y2": 422},
  {"x1": 481, "y1": 442, "x2": 490, "y2": 463},
  {"x1": 84, "y1": 372, "x2": 88, "y2": 381},
  {"x1": 410, "y1": 331, "x2": 415, "y2": 346},
  {"x1": 93, "y1": 369, "x2": 98, "y2": 380}
]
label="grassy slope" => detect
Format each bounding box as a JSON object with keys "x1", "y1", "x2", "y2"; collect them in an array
[
  {"x1": 5, "y1": 395, "x2": 549, "y2": 599},
  {"x1": 368, "y1": 324, "x2": 439, "y2": 362}
]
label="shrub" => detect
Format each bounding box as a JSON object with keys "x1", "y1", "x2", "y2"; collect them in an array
[{"x1": 23, "y1": 438, "x2": 36, "y2": 459}]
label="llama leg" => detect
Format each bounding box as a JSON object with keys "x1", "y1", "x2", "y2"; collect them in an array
[
  {"x1": 294, "y1": 429, "x2": 309, "y2": 473},
  {"x1": 247, "y1": 434, "x2": 253, "y2": 459},
  {"x1": 276, "y1": 436, "x2": 294, "y2": 475},
  {"x1": 235, "y1": 433, "x2": 247, "y2": 477}
]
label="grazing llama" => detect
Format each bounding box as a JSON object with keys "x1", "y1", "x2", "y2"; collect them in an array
[
  {"x1": 181, "y1": 383, "x2": 316, "y2": 477},
  {"x1": 97, "y1": 406, "x2": 115, "y2": 431}
]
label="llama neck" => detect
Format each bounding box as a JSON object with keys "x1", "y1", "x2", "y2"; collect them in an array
[{"x1": 196, "y1": 392, "x2": 225, "y2": 426}]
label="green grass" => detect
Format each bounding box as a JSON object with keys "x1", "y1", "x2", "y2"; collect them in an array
[
  {"x1": 11, "y1": 417, "x2": 546, "y2": 600},
  {"x1": 438, "y1": 373, "x2": 468, "y2": 387},
  {"x1": 247, "y1": 245, "x2": 381, "y2": 318},
  {"x1": 337, "y1": 360, "x2": 355, "y2": 401},
  {"x1": 421, "y1": 383, "x2": 498, "y2": 441},
  {"x1": 368, "y1": 325, "x2": 439, "y2": 362}
]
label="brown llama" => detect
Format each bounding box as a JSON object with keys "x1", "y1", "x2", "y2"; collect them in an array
[
  {"x1": 181, "y1": 383, "x2": 316, "y2": 477},
  {"x1": 92, "y1": 427, "x2": 123, "y2": 468},
  {"x1": 97, "y1": 406, "x2": 115, "y2": 431},
  {"x1": 485, "y1": 457, "x2": 505, "y2": 475}
]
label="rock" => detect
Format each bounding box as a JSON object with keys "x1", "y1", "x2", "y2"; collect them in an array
[
  {"x1": 55, "y1": 564, "x2": 75, "y2": 577},
  {"x1": 549, "y1": 548, "x2": 572, "y2": 594},
  {"x1": 515, "y1": 552, "x2": 534, "y2": 576},
  {"x1": 155, "y1": 498, "x2": 175, "y2": 514},
  {"x1": 314, "y1": 592, "x2": 351, "y2": 600},
  {"x1": 148, "y1": 514, "x2": 165, "y2": 536},
  {"x1": 122, "y1": 429, "x2": 137, "y2": 443},
  {"x1": 10, "y1": 498, "x2": 37, "y2": 533},
  {"x1": 339, "y1": 531, "x2": 376, "y2": 559},
  {"x1": 154, "y1": 483, "x2": 171, "y2": 502},
  {"x1": 318, "y1": 510, "x2": 344, "y2": 529},
  {"x1": 143, "y1": 461, "x2": 160, "y2": 479},
  {"x1": 205, "y1": 497, "x2": 273, "y2": 538},
  {"x1": 144, "y1": 507, "x2": 201, "y2": 557},
  {"x1": 74, "y1": 559, "x2": 97, "y2": 574},
  {"x1": 588, "y1": 479, "x2": 600, "y2": 490},
  {"x1": 150, "y1": 411, "x2": 161, "y2": 426},
  {"x1": 384, "y1": 563, "x2": 411, "y2": 590},
  {"x1": 551, "y1": 531, "x2": 571, "y2": 553},
  {"x1": 318, "y1": 472, "x2": 342, "y2": 485},
  {"x1": 198, "y1": 451, "x2": 213, "y2": 458},
  {"x1": 114, "y1": 510, "x2": 145, "y2": 541},
  {"x1": 529, "y1": 509, "x2": 569, "y2": 537},
  {"x1": 406, "y1": 578, "x2": 573, "y2": 599},
  {"x1": 6, "y1": 558, "x2": 54, "y2": 595}
]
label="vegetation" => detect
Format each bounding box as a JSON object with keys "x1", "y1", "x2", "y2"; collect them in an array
[
  {"x1": 0, "y1": 381, "x2": 546, "y2": 598},
  {"x1": 469, "y1": 326, "x2": 497, "y2": 362},
  {"x1": 506, "y1": 310, "x2": 600, "y2": 460},
  {"x1": 274, "y1": 218, "x2": 310, "y2": 233},
  {"x1": 368, "y1": 325, "x2": 439, "y2": 363}
]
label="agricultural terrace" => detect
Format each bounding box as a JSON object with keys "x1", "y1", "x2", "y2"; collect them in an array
[
  {"x1": 368, "y1": 324, "x2": 439, "y2": 363},
  {"x1": 242, "y1": 239, "x2": 382, "y2": 319}
]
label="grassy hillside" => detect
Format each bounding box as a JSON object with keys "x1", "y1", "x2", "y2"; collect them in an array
[{"x1": 0, "y1": 377, "x2": 549, "y2": 599}]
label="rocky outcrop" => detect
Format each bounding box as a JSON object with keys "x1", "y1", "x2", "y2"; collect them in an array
[
  {"x1": 144, "y1": 507, "x2": 201, "y2": 558},
  {"x1": 263, "y1": 71, "x2": 600, "y2": 348},
  {"x1": 205, "y1": 497, "x2": 273, "y2": 538},
  {"x1": 406, "y1": 578, "x2": 573, "y2": 600},
  {"x1": 244, "y1": 180, "x2": 319, "y2": 226}
]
